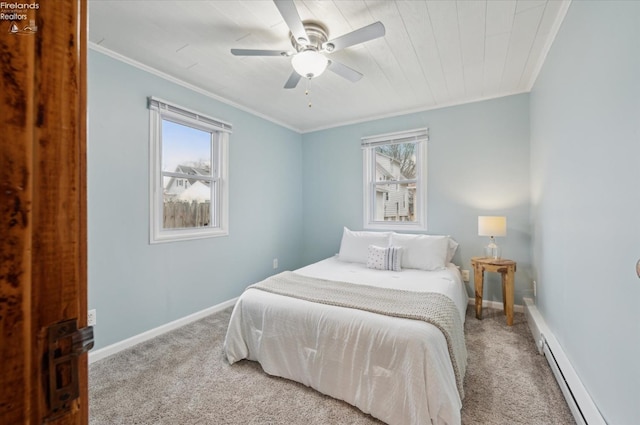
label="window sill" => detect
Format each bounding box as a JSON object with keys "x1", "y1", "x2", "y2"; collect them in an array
[
  {"x1": 364, "y1": 221, "x2": 427, "y2": 232},
  {"x1": 150, "y1": 228, "x2": 228, "y2": 244}
]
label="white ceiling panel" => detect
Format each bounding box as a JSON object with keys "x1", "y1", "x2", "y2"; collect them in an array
[
  {"x1": 88, "y1": 0, "x2": 570, "y2": 132},
  {"x1": 500, "y1": 3, "x2": 546, "y2": 91},
  {"x1": 458, "y1": 1, "x2": 487, "y2": 99},
  {"x1": 426, "y1": 1, "x2": 466, "y2": 100},
  {"x1": 458, "y1": 1, "x2": 486, "y2": 66},
  {"x1": 396, "y1": 1, "x2": 447, "y2": 104}
]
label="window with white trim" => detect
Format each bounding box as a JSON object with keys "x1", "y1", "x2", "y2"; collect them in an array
[
  {"x1": 148, "y1": 97, "x2": 231, "y2": 243},
  {"x1": 362, "y1": 128, "x2": 428, "y2": 231}
]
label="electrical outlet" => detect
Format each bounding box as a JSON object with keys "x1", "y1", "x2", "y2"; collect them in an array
[
  {"x1": 273, "y1": 258, "x2": 278, "y2": 269},
  {"x1": 461, "y1": 269, "x2": 470, "y2": 282},
  {"x1": 87, "y1": 309, "x2": 96, "y2": 326},
  {"x1": 533, "y1": 280, "x2": 537, "y2": 298}
]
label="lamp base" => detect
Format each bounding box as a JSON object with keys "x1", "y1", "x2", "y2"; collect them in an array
[{"x1": 484, "y1": 237, "x2": 501, "y2": 259}]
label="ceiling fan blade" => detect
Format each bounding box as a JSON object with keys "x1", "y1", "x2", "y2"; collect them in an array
[
  {"x1": 328, "y1": 60, "x2": 363, "y2": 83},
  {"x1": 231, "y1": 48, "x2": 289, "y2": 56},
  {"x1": 274, "y1": 0, "x2": 309, "y2": 45},
  {"x1": 284, "y1": 70, "x2": 302, "y2": 89},
  {"x1": 323, "y1": 21, "x2": 385, "y2": 52}
]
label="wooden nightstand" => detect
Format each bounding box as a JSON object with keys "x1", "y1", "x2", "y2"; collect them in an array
[{"x1": 471, "y1": 257, "x2": 517, "y2": 326}]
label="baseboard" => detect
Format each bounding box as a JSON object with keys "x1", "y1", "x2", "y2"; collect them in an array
[
  {"x1": 89, "y1": 297, "x2": 238, "y2": 364},
  {"x1": 523, "y1": 298, "x2": 606, "y2": 425},
  {"x1": 467, "y1": 298, "x2": 524, "y2": 313}
]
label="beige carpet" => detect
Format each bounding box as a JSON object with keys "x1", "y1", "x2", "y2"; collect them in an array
[{"x1": 89, "y1": 306, "x2": 575, "y2": 424}]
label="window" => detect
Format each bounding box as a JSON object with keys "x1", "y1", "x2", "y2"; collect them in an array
[
  {"x1": 148, "y1": 97, "x2": 231, "y2": 243},
  {"x1": 362, "y1": 128, "x2": 428, "y2": 231}
]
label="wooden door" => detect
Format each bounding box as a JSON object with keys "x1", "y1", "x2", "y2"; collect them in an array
[{"x1": 1, "y1": 1, "x2": 88, "y2": 424}]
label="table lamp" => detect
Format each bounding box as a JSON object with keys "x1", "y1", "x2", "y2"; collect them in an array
[{"x1": 478, "y1": 216, "x2": 507, "y2": 259}]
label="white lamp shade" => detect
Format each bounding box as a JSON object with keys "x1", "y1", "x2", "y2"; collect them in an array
[
  {"x1": 478, "y1": 216, "x2": 507, "y2": 237},
  {"x1": 291, "y1": 50, "x2": 329, "y2": 78}
]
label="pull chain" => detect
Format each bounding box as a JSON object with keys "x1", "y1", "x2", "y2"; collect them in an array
[{"x1": 305, "y1": 77, "x2": 312, "y2": 108}]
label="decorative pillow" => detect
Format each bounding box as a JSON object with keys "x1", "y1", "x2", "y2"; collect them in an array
[
  {"x1": 338, "y1": 227, "x2": 391, "y2": 264},
  {"x1": 390, "y1": 233, "x2": 449, "y2": 271},
  {"x1": 367, "y1": 245, "x2": 403, "y2": 271}
]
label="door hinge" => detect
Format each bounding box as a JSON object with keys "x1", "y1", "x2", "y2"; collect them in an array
[{"x1": 46, "y1": 319, "x2": 94, "y2": 419}]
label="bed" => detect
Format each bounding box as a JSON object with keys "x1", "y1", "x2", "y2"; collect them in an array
[{"x1": 224, "y1": 229, "x2": 468, "y2": 425}]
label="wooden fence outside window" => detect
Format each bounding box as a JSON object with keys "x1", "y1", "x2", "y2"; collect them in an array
[{"x1": 163, "y1": 201, "x2": 211, "y2": 229}]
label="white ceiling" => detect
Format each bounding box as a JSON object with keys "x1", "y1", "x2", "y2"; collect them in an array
[{"x1": 88, "y1": 0, "x2": 570, "y2": 133}]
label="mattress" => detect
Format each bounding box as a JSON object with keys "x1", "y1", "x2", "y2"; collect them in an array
[{"x1": 224, "y1": 256, "x2": 468, "y2": 425}]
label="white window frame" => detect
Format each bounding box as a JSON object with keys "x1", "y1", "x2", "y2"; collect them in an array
[
  {"x1": 148, "y1": 97, "x2": 231, "y2": 243},
  {"x1": 362, "y1": 128, "x2": 428, "y2": 231}
]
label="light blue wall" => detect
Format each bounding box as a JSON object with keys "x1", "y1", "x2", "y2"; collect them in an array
[
  {"x1": 301, "y1": 94, "x2": 532, "y2": 302},
  {"x1": 530, "y1": 1, "x2": 640, "y2": 423},
  {"x1": 88, "y1": 50, "x2": 304, "y2": 350}
]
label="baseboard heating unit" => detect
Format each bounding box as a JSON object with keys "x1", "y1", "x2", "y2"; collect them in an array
[{"x1": 523, "y1": 298, "x2": 607, "y2": 425}]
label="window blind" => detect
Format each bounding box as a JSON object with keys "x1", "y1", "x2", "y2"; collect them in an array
[
  {"x1": 148, "y1": 97, "x2": 232, "y2": 133},
  {"x1": 361, "y1": 128, "x2": 428, "y2": 148}
]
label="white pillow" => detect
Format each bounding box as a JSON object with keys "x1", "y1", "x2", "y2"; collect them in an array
[
  {"x1": 338, "y1": 227, "x2": 391, "y2": 264},
  {"x1": 366, "y1": 245, "x2": 403, "y2": 271},
  {"x1": 390, "y1": 233, "x2": 449, "y2": 271},
  {"x1": 447, "y1": 237, "x2": 459, "y2": 263}
]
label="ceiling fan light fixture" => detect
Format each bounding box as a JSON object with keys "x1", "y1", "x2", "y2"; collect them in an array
[{"x1": 291, "y1": 50, "x2": 328, "y2": 79}]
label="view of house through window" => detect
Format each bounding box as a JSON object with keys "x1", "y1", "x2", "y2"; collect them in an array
[
  {"x1": 363, "y1": 128, "x2": 428, "y2": 231},
  {"x1": 373, "y1": 143, "x2": 417, "y2": 222},
  {"x1": 149, "y1": 97, "x2": 231, "y2": 243}
]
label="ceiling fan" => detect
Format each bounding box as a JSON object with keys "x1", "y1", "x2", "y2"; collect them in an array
[{"x1": 231, "y1": 0, "x2": 386, "y2": 89}]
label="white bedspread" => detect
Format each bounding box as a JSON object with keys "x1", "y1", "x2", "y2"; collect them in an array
[{"x1": 224, "y1": 256, "x2": 468, "y2": 425}]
